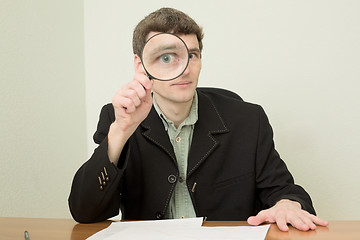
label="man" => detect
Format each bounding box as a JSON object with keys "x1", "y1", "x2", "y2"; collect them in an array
[{"x1": 69, "y1": 7, "x2": 328, "y2": 232}]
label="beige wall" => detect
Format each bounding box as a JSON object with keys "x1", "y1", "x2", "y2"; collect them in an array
[
  {"x1": 85, "y1": 0, "x2": 360, "y2": 220},
  {"x1": 0, "y1": 0, "x2": 86, "y2": 218}
]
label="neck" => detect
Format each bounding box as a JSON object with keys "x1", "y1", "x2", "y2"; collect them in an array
[{"x1": 154, "y1": 95, "x2": 193, "y2": 128}]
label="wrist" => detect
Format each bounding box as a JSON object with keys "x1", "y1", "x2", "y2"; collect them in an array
[
  {"x1": 277, "y1": 199, "x2": 302, "y2": 209},
  {"x1": 107, "y1": 123, "x2": 129, "y2": 165}
]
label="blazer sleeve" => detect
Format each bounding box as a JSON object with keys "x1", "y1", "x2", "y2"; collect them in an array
[
  {"x1": 68, "y1": 104, "x2": 129, "y2": 223},
  {"x1": 255, "y1": 106, "x2": 316, "y2": 214}
]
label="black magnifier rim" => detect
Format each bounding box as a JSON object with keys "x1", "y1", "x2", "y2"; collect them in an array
[{"x1": 140, "y1": 32, "x2": 190, "y2": 81}]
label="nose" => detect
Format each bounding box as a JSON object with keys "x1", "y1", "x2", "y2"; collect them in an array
[{"x1": 182, "y1": 61, "x2": 191, "y2": 76}]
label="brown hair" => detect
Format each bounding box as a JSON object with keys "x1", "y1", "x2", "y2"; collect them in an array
[{"x1": 132, "y1": 8, "x2": 204, "y2": 56}]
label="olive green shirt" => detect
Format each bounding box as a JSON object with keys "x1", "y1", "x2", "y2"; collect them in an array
[{"x1": 153, "y1": 93, "x2": 198, "y2": 219}]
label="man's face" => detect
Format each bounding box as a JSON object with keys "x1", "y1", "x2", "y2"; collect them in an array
[{"x1": 135, "y1": 32, "x2": 202, "y2": 106}]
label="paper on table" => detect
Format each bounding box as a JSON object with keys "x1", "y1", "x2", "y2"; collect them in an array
[
  {"x1": 199, "y1": 225, "x2": 270, "y2": 240},
  {"x1": 87, "y1": 217, "x2": 270, "y2": 240},
  {"x1": 86, "y1": 217, "x2": 203, "y2": 240}
]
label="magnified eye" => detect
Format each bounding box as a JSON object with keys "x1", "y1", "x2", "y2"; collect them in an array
[{"x1": 160, "y1": 54, "x2": 173, "y2": 63}]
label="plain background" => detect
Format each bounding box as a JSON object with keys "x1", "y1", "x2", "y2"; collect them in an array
[{"x1": 1, "y1": 0, "x2": 359, "y2": 220}]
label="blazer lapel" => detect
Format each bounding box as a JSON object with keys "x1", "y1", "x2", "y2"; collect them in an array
[
  {"x1": 187, "y1": 91, "x2": 229, "y2": 177},
  {"x1": 141, "y1": 91, "x2": 229, "y2": 174},
  {"x1": 141, "y1": 108, "x2": 177, "y2": 165}
]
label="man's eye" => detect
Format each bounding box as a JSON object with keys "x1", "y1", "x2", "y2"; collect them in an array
[
  {"x1": 189, "y1": 53, "x2": 198, "y2": 59},
  {"x1": 160, "y1": 54, "x2": 172, "y2": 63}
]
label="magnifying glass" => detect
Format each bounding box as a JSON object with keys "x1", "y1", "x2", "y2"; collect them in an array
[{"x1": 141, "y1": 33, "x2": 190, "y2": 81}]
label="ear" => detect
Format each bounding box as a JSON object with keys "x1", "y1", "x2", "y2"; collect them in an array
[{"x1": 134, "y1": 54, "x2": 144, "y2": 74}]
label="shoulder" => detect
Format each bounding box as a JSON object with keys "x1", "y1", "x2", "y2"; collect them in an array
[
  {"x1": 197, "y1": 87, "x2": 243, "y2": 101},
  {"x1": 196, "y1": 87, "x2": 269, "y2": 129},
  {"x1": 197, "y1": 87, "x2": 263, "y2": 114}
]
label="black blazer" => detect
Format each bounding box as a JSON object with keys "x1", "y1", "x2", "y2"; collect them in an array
[{"x1": 69, "y1": 88, "x2": 315, "y2": 223}]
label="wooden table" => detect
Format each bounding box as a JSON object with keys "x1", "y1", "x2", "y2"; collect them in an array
[{"x1": 0, "y1": 217, "x2": 359, "y2": 240}]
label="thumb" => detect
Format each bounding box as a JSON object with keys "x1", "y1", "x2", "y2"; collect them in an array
[
  {"x1": 143, "y1": 87, "x2": 153, "y2": 104},
  {"x1": 247, "y1": 215, "x2": 265, "y2": 226}
]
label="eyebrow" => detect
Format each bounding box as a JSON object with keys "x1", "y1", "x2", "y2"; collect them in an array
[
  {"x1": 144, "y1": 44, "x2": 200, "y2": 60},
  {"x1": 145, "y1": 44, "x2": 180, "y2": 57},
  {"x1": 188, "y1": 47, "x2": 201, "y2": 53}
]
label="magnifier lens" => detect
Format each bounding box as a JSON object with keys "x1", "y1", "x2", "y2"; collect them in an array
[{"x1": 141, "y1": 33, "x2": 189, "y2": 81}]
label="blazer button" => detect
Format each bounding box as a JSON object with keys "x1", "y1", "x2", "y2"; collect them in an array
[
  {"x1": 168, "y1": 175, "x2": 177, "y2": 184},
  {"x1": 156, "y1": 212, "x2": 163, "y2": 219}
]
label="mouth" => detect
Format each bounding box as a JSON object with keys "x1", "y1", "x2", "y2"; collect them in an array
[{"x1": 171, "y1": 81, "x2": 192, "y2": 87}]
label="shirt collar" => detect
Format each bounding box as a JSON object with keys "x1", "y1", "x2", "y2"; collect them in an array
[{"x1": 153, "y1": 92, "x2": 198, "y2": 131}]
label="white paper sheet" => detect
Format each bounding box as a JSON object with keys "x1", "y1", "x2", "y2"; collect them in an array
[
  {"x1": 87, "y1": 218, "x2": 203, "y2": 240},
  {"x1": 87, "y1": 218, "x2": 270, "y2": 240}
]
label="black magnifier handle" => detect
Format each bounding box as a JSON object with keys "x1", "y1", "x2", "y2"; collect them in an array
[{"x1": 146, "y1": 73, "x2": 153, "y2": 80}]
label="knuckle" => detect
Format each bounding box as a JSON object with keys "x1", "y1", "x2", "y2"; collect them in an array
[
  {"x1": 112, "y1": 95, "x2": 121, "y2": 106},
  {"x1": 127, "y1": 89, "x2": 137, "y2": 99},
  {"x1": 123, "y1": 98, "x2": 132, "y2": 107}
]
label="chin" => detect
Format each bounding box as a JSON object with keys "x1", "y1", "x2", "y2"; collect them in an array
[{"x1": 174, "y1": 91, "x2": 196, "y2": 104}]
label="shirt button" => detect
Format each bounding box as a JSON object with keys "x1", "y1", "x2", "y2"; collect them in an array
[
  {"x1": 175, "y1": 136, "x2": 181, "y2": 143},
  {"x1": 168, "y1": 175, "x2": 177, "y2": 184},
  {"x1": 179, "y1": 177, "x2": 184, "y2": 183}
]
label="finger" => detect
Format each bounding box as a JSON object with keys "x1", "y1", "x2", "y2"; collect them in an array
[
  {"x1": 143, "y1": 87, "x2": 153, "y2": 104},
  {"x1": 135, "y1": 72, "x2": 153, "y2": 90},
  {"x1": 296, "y1": 212, "x2": 328, "y2": 230},
  {"x1": 288, "y1": 215, "x2": 311, "y2": 231},
  {"x1": 134, "y1": 84, "x2": 147, "y2": 100},
  {"x1": 124, "y1": 89, "x2": 141, "y2": 107},
  {"x1": 118, "y1": 96, "x2": 136, "y2": 113},
  {"x1": 310, "y1": 215, "x2": 329, "y2": 227},
  {"x1": 127, "y1": 80, "x2": 153, "y2": 108},
  {"x1": 275, "y1": 212, "x2": 289, "y2": 232},
  {"x1": 247, "y1": 210, "x2": 273, "y2": 226},
  {"x1": 247, "y1": 216, "x2": 262, "y2": 226},
  {"x1": 112, "y1": 92, "x2": 124, "y2": 110},
  {"x1": 113, "y1": 83, "x2": 144, "y2": 112},
  {"x1": 300, "y1": 213, "x2": 317, "y2": 230}
]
